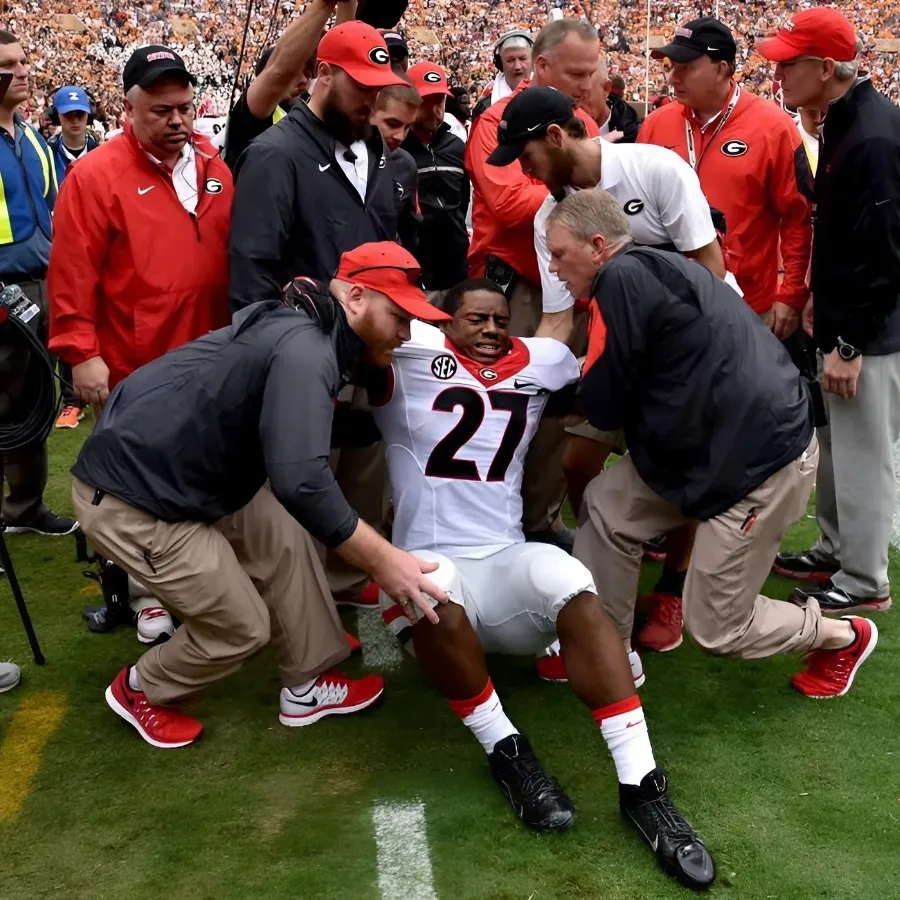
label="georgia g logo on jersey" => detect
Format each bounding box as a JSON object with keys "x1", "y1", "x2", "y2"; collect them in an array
[
  {"x1": 623, "y1": 198, "x2": 644, "y2": 215},
  {"x1": 431, "y1": 354, "x2": 458, "y2": 380},
  {"x1": 721, "y1": 139, "x2": 748, "y2": 157}
]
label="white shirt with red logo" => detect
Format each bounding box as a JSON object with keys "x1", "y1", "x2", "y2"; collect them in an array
[{"x1": 372, "y1": 321, "x2": 580, "y2": 559}]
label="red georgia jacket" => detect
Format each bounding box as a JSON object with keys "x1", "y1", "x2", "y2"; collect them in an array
[{"x1": 48, "y1": 123, "x2": 232, "y2": 389}]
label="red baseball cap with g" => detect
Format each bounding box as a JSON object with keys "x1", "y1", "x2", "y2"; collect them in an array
[
  {"x1": 407, "y1": 62, "x2": 453, "y2": 98},
  {"x1": 336, "y1": 242, "x2": 451, "y2": 322},
  {"x1": 756, "y1": 9, "x2": 858, "y2": 63},
  {"x1": 317, "y1": 22, "x2": 409, "y2": 88}
]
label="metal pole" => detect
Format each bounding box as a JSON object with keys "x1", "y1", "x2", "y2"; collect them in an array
[
  {"x1": 0, "y1": 526, "x2": 45, "y2": 664},
  {"x1": 645, "y1": 0, "x2": 651, "y2": 116}
]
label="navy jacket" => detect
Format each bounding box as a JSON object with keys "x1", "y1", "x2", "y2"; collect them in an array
[
  {"x1": 228, "y1": 101, "x2": 400, "y2": 311},
  {"x1": 580, "y1": 246, "x2": 813, "y2": 519},
  {"x1": 73, "y1": 291, "x2": 364, "y2": 548},
  {"x1": 813, "y1": 77, "x2": 900, "y2": 355}
]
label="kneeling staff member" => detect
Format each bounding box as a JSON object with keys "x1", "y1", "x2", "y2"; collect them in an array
[
  {"x1": 371, "y1": 280, "x2": 715, "y2": 891},
  {"x1": 547, "y1": 190, "x2": 878, "y2": 700},
  {"x1": 71, "y1": 243, "x2": 451, "y2": 749}
]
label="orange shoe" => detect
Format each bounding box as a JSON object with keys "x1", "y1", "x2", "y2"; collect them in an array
[
  {"x1": 55, "y1": 405, "x2": 84, "y2": 429},
  {"x1": 637, "y1": 593, "x2": 683, "y2": 653}
]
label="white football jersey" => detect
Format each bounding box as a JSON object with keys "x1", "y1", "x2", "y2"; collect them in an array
[
  {"x1": 536, "y1": 138, "x2": 718, "y2": 313},
  {"x1": 373, "y1": 321, "x2": 581, "y2": 559}
]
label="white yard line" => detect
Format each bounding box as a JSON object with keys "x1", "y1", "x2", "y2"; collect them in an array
[
  {"x1": 358, "y1": 609, "x2": 404, "y2": 671},
  {"x1": 372, "y1": 801, "x2": 437, "y2": 900}
]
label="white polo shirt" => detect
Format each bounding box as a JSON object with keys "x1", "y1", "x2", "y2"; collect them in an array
[{"x1": 535, "y1": 138, "x2": 717, "y2": 313}]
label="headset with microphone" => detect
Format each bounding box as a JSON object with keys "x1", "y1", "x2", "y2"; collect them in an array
[{"x1": 493, "y1": 29, "x2": 534, "y2": 71}]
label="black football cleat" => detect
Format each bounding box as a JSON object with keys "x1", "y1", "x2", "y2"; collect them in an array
[
  {"x1": 790, "y1": 579, "x2": 891, "y2": 613},
  {"x1": 773, "y1": 550, "x2": 839, "y2": 583},
  {"x1": 620, "y1": 768, "x2": 715, "y2": 891},
  {"x1": 488, "y1": 734, "x2": 575, "y2": 832}
]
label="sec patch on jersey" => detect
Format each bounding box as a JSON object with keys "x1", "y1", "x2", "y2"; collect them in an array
[{"x1": 432, "y1": 354, "x2": 458, "y2": 379}]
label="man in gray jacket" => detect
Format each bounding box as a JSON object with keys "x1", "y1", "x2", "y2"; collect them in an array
[{"x1": 72, "y1": 243, "x2": 451, "y2": 750}]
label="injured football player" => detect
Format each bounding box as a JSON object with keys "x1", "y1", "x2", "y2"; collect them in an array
[{"x1": 369, "y1": 278, "x2": 716, "y2": 892}]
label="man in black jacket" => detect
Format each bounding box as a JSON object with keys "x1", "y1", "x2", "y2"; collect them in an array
[
  {"x1": 73, "y1": 243, "x2": 451, "y2": 749},
  {"x1": 228, "y1": 22, "x2": 408, "y2": 311},
  {"x1": 760, "y1": 10, "x2": 900, "y2": 616},
  {"x1": 545, "y1": 189, "x2": 879, "y2": 700},
  {"x1": 403, "y1": 62, "x2": 470, "y2": 296}
]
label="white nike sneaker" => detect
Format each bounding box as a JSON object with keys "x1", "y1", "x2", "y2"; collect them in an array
[
  {"x1": 279, "y1": 671, "x2": 384, "y2": 727},
  {"x1": 629, "y1": 650, "x2": 646, "y2": 689},
  {"x1": 0, "y1": 661, "x2": 22, "y2": 693},
  {"x1": 136, "y1": 607, "x2": 175, "y2": 644}
]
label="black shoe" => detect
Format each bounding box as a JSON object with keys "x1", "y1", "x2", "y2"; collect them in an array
[
  {"x1": 620, "y1": 768, "x2": 715, "y2": 891},
  {"x1": 791, "y1": 579, "x2": 891, "y2": 613},
  {"x1": 524, "y1": 527, "x2": 575, "y2": 555},
  {"x1": 773, "y1": 549, "x2": 839, "y2": 583},
  {"x1": 6, "y1": 508, "x2": 78, "y2": 536},
  {"x1": 488, "y1": 733, "x2": 575, "y2": 831}
]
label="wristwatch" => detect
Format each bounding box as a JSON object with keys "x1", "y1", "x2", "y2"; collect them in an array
[{"x1": 836, "y1": 336, "x2": 862, "y2": 361}]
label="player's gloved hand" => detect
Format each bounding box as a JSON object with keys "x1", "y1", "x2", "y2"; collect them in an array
[{"x1": 371, "y1": 546, "x2": 448, "y2": 624}]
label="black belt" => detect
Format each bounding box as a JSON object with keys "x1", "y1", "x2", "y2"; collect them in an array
[{"x1": 0, "y1": 272, "x2": 47, "y2": 285}]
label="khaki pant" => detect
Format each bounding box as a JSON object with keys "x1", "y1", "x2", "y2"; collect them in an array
[
  {"x1": 73, "y1": 479, "x2": 348, "y2": 706},
  {"x1": 574, "y1": 437, "x2": 824, "y2": 658}
]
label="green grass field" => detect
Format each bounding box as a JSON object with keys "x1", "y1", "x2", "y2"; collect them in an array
[{"x1": 0, "y1": 421, "x2": 896, "y2": 900}]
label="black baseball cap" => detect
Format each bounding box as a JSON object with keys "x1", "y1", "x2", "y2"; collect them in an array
[
  {"x1": 381, "y1": 30, "x2": 409, "y2": 61},
  {"x1": 650, "y1": 17, "x2": 737, "y2": 64},
  {"x1": 487, "y1": 87, "x2": 575, "y2": 167},
  {"x1": 123, "y1": 45, "x2": 197, "y2": 93}
]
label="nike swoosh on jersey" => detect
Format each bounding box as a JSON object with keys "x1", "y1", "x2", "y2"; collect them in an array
[
  {"x1": 319, "y1": 163, "x2": 331, "y2": 172},
  {"x1": 137, "y1": 186, "x2": 154, "y2": 195}
]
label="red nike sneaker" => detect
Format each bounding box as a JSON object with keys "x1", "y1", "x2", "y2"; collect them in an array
[
  {"x1": 279, "y1": 671, "x2": 384, "y2": 726},
  {"x1": 636, "y1": 593, "x2": 683, "y2": 653},
  {"x1": 105, "y1": 667, "x2": 203, "y2": 749},
  {"x1": 335, "y1": 581, "x2": 380, "y2": 609},
  {"x1": 792, "y1": 617, "x2": 878, "y2": 699}
]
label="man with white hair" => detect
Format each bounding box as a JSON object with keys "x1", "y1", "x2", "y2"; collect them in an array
[
  {"x1": 546, "y1": 188, "x2": 879, "y2": 701},
  {"x1": 759, "y1": 10, "x2": 900, "y2": 617},
  {"x1": 472, "y1": 29, "x2": 533, "y2": 120}
]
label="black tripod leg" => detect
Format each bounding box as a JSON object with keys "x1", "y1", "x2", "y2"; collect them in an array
[{"x1": 0, "y1": 530, "x2": 45, "y2": 665}]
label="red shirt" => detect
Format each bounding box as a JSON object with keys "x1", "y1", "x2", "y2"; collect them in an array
[
  {"x1": 465, "y1": 80, "x2": 600, "y2": 287},
  {"x1": 48, "y1": 125, "x2": 232, "y2": 388},
  {"x1": 638, "y1": 85, "x2": 812, "y2": 313}
]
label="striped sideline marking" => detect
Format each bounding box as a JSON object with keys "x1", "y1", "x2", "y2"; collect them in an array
[
  {"x1": 0, "y1": 691, "x2": 66, "y2": 821},
  {"x1": 358, "y1": 609, "x2": 404, "y2": 672},
  {"x1": 372, "y1": 801, "x2": 437, "y2": 900}
]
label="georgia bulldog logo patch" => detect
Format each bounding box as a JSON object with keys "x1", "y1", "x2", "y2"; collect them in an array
[
  {"x1": 480, "y1": 368, "x2": 498, "y2": 381},
  {"x1": 369, "y1": 46, "x2": 390, "y2": 66},
  {"x1": 623, "y1": 198, "x2": 645, "y2": 215},
  {"x1": 431, "y1": 354, "x2": 458, "y2": 380},
  {"x1": 205, "y1": 178, "x2": 224, "y2": 194},
  {"x1": 423, "y1": 71, "x2": 442, "y2": 84},
  {"x1": 721, "y1": 139, "x2": 749, "y2": 157}
]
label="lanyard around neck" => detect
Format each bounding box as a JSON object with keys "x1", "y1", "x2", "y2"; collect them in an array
[{"x1": 685, "y1": 84, "x2": 741, "y2": 171}]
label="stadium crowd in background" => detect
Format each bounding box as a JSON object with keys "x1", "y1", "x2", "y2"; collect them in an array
[
  {"x1": 11, "y1": 0, "x2": 900, "y2": 131},
  {"x1": 0, "y1": 0, "x2": 897, "y2": 894}
]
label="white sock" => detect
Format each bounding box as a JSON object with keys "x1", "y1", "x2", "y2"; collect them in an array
[
  {"x1": 288, "y1": 678, "x2": 317, "y2": 697},
  {"x1": 128, "y1": 666, "x2": 141, "y2": 691},
  {"x1": 594, "y1": 697, "x2": 656, "y2": 786},
  {"x1": 448, "y1": 680, "x2": 518, "y2": 754}
]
